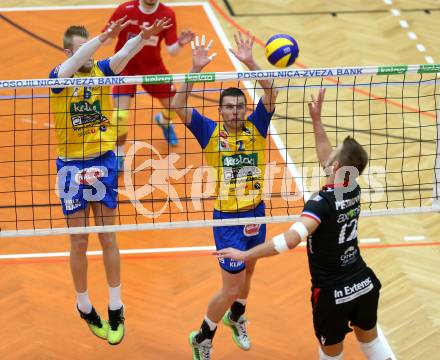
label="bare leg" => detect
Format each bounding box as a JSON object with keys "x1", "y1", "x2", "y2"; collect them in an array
[
  {"x1": 355, "y1": 325, "x2": 392, "y2": 360},
  {"x1": 321, "y1": 342, "x2": 343, "y2": 358},
  {"x1": 354, "y1": 325, "x2": 378, "y2": 343},
  {"x1": 67, "y1": 207, "x2": 90, "y2": 293},
  {"x1": 206, "y1": 268, "x2": 247, "y2": 323},
  {"x1": 91, "y1": 202, "x2": 120, "y2": 287},
  {"x1": 158, "y1": 96, "x2": 172, "y2": 124},
  {"x1": 238, "y1": 259, "x2": 257, "y2": 299}
]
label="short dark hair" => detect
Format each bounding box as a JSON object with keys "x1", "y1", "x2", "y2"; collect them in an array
[
  {"x1": 64, "y1": 25, "x2": 89, "y2": 50},
  {"x1": 336, "y1": 136, "x2": 369, "y2": 175},
  {"x1": 219, "y1": 87, "x2": 246, "y2": 106}
]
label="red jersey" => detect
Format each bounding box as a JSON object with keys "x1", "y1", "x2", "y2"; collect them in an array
[{"x1": 106, "y1": 1, "x2": 178, "y2": 74}]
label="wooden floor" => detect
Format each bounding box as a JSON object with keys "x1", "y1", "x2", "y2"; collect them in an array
[{"x1": 0, "y1": 1, "x2": 439, "y2": 359}]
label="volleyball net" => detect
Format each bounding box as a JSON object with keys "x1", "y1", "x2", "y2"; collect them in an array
[{"x1": 0, "y1": 64, "x2": 438, "y2": 237}]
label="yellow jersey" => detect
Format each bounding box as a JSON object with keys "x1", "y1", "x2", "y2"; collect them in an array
[
  {"x1": 49, "y1": 59, "x2": 117, "y2": 158},
  {"x1": 188, "y1": 100, "x2": 274, "y2": 212}
]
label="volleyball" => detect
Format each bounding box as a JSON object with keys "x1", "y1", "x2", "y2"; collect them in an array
[{"x1": 265, "y1": 34, "x2": 299, "y2": 68}]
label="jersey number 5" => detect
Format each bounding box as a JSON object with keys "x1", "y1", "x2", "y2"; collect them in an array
[{"x1": 338, "y1": 219, "x2": 358, "y2": 244}]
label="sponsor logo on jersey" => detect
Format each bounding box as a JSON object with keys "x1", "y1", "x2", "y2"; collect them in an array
[
  {"x1": 333, "y1": 276, "x2": 374, "y2": 304},
  {"x1": 243, "y1": 223, "x2": 261, "y2": 237},
  {"x1": 340, "y1": 246, "x2": 358, "y2": 267},
  {"x1": 337, "y1": 206, "x2": 361, "y2": 223},
  {"x1": 74, "y1": 167, "x2": 105, "y2": 185},
  {"x1": 144, "y1": 35, "x2": 159, "y2": 47},
  {"x1": 335, "y1": 194, "x2": 360, "y2": 210},
  {"x1": 219, "y1": 138, "x2": 230, "y2": 151},
  {"x1": 70, "y1": 100, "x2": 107, "y2": 127},
  {"x1": 228, "y1": 259, "x2": 244, "y2": 269},
  {"x1": 64, "y1": 198, "x2": 82, "y2": 211},
  {"x1": 223, "y1": 153, "x2": 257, "y2": 167}
]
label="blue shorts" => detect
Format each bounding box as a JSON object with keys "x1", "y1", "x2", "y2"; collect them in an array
[
  {"x1": 213, "y1": 202, "x2": 266, "y2": 273},
  {"x1": 56, "y1": 151, "x2": 118, "y2": 215}
]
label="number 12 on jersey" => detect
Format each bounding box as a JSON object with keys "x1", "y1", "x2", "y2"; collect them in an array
[{"x1": 338, "y1": 219, "x2": 358, "y2": 244}]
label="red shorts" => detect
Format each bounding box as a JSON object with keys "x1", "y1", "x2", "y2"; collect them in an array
[{"x1": 112, "y1": 65, "x2": 176, "y2": 99}]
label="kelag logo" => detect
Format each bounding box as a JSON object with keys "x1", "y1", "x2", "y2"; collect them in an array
[
  {"x1": 222, "y1": 153, "x2": 257, "y2": 167},
  {"x1": 418, "y1": 64, "x2": 440, "y2": 73},
  {"x1": 142, "y1": 74, "x2": 173, "y2": 84},
  {"x1": 377, "y1": 65, "x2": 408, "y2": 75},
  {"x1": 185, "y1": 73, "x2": 216, "y2": 83}
]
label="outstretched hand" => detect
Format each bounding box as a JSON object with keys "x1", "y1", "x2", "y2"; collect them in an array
[
  {"x1": 190, "y1": 35, "x2": 217, "y2": 72},
  {"x1": 140, "y1": 17, "x2": 173, "y2": 40},
  {"x1": 213, "y1": 247, "x2": 247, "y2": 261},
  {"x1": 229, "y1": 32, "x2": 255, "y2": 67},
  {"x1": 308, "y1": 88, "x2": 326, "y2": 121},
  {"x1": 100, "y1": 16, "x2": 130, "y2": 42},
  {"x1": 178, "y1": 29, "x2": 195, "y2": 46}
]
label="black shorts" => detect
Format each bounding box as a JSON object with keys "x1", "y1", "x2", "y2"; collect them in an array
[{"x1": 310, "y1": 267, "x2": 382, "y2": 346}]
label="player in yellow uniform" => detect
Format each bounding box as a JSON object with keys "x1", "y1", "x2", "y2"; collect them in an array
[
  {"x1": 172, "y1": 32, "x2": 278, "y2": 360},
  {"x1": 49, "y1": 17, "x2": 172, "y2": 345}
]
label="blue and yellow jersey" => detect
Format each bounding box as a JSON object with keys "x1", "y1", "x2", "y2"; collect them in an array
[
  {"x1": 49, "y1": 60, "x2": 117, "y2": 158},
  {"x1": 188, "y1": 99, "x2": 274, "y2": 212}
]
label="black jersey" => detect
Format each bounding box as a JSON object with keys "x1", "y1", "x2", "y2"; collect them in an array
[{"x1": 302, "y1": 183, "x2": 366, "y2": 288}]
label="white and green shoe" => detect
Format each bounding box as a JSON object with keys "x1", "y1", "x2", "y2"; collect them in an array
[
  {"x1": 222, "y1": 311, "x2": 251, "y2": 351},
  {"x1": 189, "y1": 331, "x2": 213, "y2": 360},
  {"x1": 107, "y1": 306, "x2": 125, "y2": 345},
  {"x1": 77, "y1": 306, "x2": 109, "y2": 340}
]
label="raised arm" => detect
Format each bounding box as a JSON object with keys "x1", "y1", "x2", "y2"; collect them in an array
[
  {"x1": 166, "y1": 30, "x2": 195, "y2": 56},
  {"x1": 308, "y1": 88, "x2": 334, "y2": 168},
  {"x1": 109, "y1": 18, "x2": 172, "y2": 75},
  {"x1": 171, "y1": 35, "x2": 217, "y2": 125},
  {"x1": 214, "y1": 216, "x2": 319, "y2": 262},
  {"x1": 57, "y1": 17, "x2": 129, "y2": 78},
  {"x1": 229, "y1": 32, "x2": 278, "y2": 112}
]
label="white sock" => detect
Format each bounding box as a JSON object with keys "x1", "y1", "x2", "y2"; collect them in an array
[
  {"x1": 76, "y1": 291, "x2": 92, "y2": 314},
  {"x1": 116, "y1": 145, "x2": 125, "y2": 157},
  {"x1": 319, "y1": 347, "x2": 343, "y2": 360},
  {"x1": 204, "y1": 315, "x2": 217, "y2": 331},
  {"x1": 108, "y1": 285, "x2": 123, "y2": 311},
  {"x1": 235, "y1": 298, "x2": 247, "y2": 306},
  {"x1": 359, "y1": 337, "x2": 393, "y2": 360}
]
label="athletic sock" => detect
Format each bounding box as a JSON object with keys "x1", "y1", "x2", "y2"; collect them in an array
[
  {"x1": 195, "y1": 316, "x2": 217, "y2": 343},
  {"x1": 230, "y1": 299, "x2": 247, "y2": 322},
  {"x1": 76, "y1": 290, "x2": 92, "y2": 314},
  {"x1": 359, "y1": 336, "x2": 393, "y2": 360},
  {"x1": 108, "y1": 285, "x2": 123, "y2": 311}
]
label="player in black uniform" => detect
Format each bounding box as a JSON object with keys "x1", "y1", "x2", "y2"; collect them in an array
[{"x1": 215, "y1": 89, "x2": 393, "y2": 360}]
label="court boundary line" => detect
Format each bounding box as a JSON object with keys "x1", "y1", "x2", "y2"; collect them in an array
[{"x1": 1, "y1": 240, "x2": 438, "y2": 262}]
